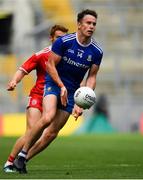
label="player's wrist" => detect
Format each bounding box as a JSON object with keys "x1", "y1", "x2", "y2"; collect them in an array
[{"x1": 58, "y1": 83, "x2": 65, "y2": 88}]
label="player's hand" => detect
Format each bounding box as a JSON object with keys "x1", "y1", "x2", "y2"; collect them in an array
[
  {"x1": 72, "y1": 104, "x2": 83, "y2": 120},
  {"x1": 60, "y1": 86, "x2": 68, "y2": 107},
  {"x1": 7, "y1": 80, "x2": 17, "y2": 91}
]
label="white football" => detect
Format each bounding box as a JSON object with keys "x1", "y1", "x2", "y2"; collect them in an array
[{"x1": 74, "y1": 86, "x2": 96, "y2": 109}]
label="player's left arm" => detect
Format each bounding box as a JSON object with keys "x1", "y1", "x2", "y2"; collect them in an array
[
  {"x1": 85, "y1": 64, "x2": 100, "y2": 89},
  {"x1": 72, "y1": 64, "x2": 100, "y2": 120}
]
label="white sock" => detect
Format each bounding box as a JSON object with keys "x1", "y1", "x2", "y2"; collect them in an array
[
  {"x1": 18, "y1": 150, "x2": 27, "y2": 158},
  {"x1": 4, "y1": 161, "x2": 13, "y2": 167}
]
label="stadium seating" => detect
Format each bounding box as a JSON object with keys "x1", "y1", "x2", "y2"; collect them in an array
[
  {"x1": 0, "y1": 0, "x2": 143, "y2": 132},
  {"x1": 41, "y1": 0, "x2": 76, "y2": 32},
  {"x1": 71, "y1": 0, "x2": 143, "y2": 131}
]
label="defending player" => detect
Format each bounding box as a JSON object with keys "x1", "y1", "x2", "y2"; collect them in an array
[
  {"x1": 3, "y1": 25, "x2": 68, "y2": 173},
  {"x1": 14, "y1": 9, "x2": 103, "y2": 173}
]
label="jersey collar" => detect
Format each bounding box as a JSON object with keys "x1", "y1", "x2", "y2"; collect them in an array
[{"x1": 76, "y1": 32, "x2": 92, "y2": 47}]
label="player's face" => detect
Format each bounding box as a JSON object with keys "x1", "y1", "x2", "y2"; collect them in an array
[
  {"x1": 51, "y1": 30, "x2": 67, "y2": 43},
  {"x1": 78, "y1": 15, "x2": 97, "y2": 37}
]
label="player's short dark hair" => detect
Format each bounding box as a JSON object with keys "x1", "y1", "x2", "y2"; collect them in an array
[
  {"x1": 50, "y1": 25, "x2": 68, "y2": 37},
  {"x1": 77, "y1": 9, "x2": 98, "y2": 22}
]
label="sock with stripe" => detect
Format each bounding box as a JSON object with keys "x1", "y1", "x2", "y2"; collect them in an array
[
  {"x1": 18, "y1": 150, "x2": 27, "y2": 159},
  {"x1": 4, "y1": 155, "x2": 15, "y2": 167}
]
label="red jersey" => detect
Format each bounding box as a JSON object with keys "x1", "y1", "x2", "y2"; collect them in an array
[{"x1": 19, "y1": 47, "x2": 51, "y2": 96}]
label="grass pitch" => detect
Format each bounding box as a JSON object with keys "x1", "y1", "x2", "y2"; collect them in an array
[{"x1": 1, "y1": 134, "x2": 143, "y2": 179}]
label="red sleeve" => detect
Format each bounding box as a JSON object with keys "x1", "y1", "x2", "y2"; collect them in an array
[{"x1": 19, "y1": 54, "x2": 38, "y2": 74}]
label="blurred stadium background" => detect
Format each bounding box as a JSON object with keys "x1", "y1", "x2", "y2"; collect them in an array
[{"x1": 0, "y1": 0, "x2": 143, "y2": 136}]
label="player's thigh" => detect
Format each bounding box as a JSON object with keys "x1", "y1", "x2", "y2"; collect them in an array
[
  {"x1": 42, "y1": 94, "x2": 58, "y2": 119},
  {"x1": 26, "y1": 107, "x2": 42, "y2": 130},
  {"x1": 48, "y1": 109, "x2": 70, "y2": 132}
]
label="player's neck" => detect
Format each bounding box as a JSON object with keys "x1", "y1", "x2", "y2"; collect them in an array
[{"x1": 76, "y1": 32, "x2": 91, "y2": 45}]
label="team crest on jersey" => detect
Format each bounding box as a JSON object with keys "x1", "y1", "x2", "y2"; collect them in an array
[
  {"x1": 87, "y1": 55, "x2": 92, "y2": 62},
  {"x1": 32, "y1": 99, "x2": 37, "y2": 105},
  {"x1": 47, "y1": 87, "x2": 52, "y2": 91}
]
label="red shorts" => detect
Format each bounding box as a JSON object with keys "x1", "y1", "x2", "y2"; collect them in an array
[{"x1": 27, "y1": 94, "x2": 43, "y2": 112}]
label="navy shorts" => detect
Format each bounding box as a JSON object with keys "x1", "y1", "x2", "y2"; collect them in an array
[{"x1": 44, "y1": 82, "x2": 74, "y2": 113}]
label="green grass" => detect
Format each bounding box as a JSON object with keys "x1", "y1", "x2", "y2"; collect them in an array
[{"x1": 1, "y1": 134, "x2": 143, "y2": 179}]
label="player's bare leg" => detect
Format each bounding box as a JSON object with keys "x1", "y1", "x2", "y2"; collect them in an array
[
  {"x1": 3, "y1": 108, "x2": 41, "y2": 173},
  {"x1": 13, "y1": 95, "x2": 58, "y2": 172},
  {"x1": 26, "y1": 109, "x2": 70, "y2": 161},
  {"x1": 23, "y1": 95, "x2": 58, "y2": 152}
]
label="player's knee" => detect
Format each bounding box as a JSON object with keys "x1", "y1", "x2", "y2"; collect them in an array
[
  {"x1": 41, "y1": 131, "x2": 58, "y2": 148},
  {"x1": 51, "y1": 131, "x2": 58, "y2": 139},
  {"x1": 41, "y1": 112, "x2": 55, "y2": 127},
  {"x1": 27, "y1": 124, "x2": 33, "y2": 130}
]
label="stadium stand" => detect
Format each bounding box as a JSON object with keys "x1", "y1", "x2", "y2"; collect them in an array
[
  {"x1": 71, "y1": 0, "x2": 143, "y2": 131},
  {"x1": 41, "y1": 0, "x2": 76, "y2": 32},
  {"x1": 0, "y1": 0, "x2": 143, "y2": 132}
]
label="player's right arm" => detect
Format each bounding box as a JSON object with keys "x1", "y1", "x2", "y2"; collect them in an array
[
  {"x1": 7, "y1": 53, "x2": 39, "y2": 91},
  {"x1": 46, "y1": 37, "x2": 68, "y2": 107},
  {"x1": 46, "y1": 51, "x2": 68, "y2": 107},
  {"x1": 7, "y1": 70, "x2": 26, "y2": 91}
]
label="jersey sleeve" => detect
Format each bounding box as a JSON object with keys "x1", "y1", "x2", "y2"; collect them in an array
[
  {"x1": 51, "y1": 37, "x2": 65, "y2": 57},
  {"x1": 93, "y1": 50, "x2": 103, "y2": 66},
  {"x1": 19, "y1": 54, "x2": 38, "y2": 74}
]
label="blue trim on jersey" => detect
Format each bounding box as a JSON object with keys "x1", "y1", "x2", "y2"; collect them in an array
[
  {"x1": 49, "y1": 33, "x2": 103, "y2": 90},
  {"x1": 91, "y1": 40, "x2": 103, "y2": 54},
  {"x1": 62, "y1": 33, "x2": 76, "y2": 42}
]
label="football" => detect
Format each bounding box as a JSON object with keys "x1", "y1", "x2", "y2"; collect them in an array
[{"x1": 74, "y1": 86, "x2": 96, "y2": 109}]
